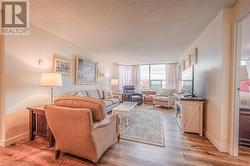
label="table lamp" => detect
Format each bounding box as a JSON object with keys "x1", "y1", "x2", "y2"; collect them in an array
[
  {"x1": 111, "y1": 79, "x2": 118, "y2": 92},
  {"x1": 40, "y1": 73, "x2": 62, "y2": 104}
]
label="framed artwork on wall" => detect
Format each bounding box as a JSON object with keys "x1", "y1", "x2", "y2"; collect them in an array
[
  {"x1": 53, "y1": 55, "x2": 71, "y2": 75},
  {"x1": 184, "y1": 56, "x2": 191, "y2": 69},
  {"x1": 190, "y1": 47, "x2": 198, "y2": 65},
  {"x1": 75, "y1": 56, "x2": 97, "y2": 85},
  {"x1": 97, "y1": 67, "x2": 105, "y2": 78}
]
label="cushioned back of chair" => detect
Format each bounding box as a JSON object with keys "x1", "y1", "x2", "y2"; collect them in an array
[
  {"x1": 123, "y1": 85, "x2": 135, "y2": 93},
  {"x1": 54, "y1": 96, "x2": 106, "y2": 121}
]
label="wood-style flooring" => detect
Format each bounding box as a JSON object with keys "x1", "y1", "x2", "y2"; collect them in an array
[{"x1": 0, "y1": 108, "x2": 250, "y2": 166}]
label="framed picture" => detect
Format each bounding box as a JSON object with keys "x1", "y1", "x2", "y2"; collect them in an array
[
  {"x1": 97, "y1": 67, "x2": 105, "y2": 78},
  {"x1": 184, "y1": 56, "x2": 191, "y2": 69},
  {"x1": 75, "y1": 56, "x2": 97, "y2": 84},
  {"x1": 53, "y1": 56, "x2": 71, "y2": 75},
  {"x1": 190, "y1": 47, "x2": 198, "y2": 65}
]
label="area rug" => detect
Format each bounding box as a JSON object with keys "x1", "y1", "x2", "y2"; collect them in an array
[{"x1": 120, "y1": 105, "x2": 165, "y2": 147}]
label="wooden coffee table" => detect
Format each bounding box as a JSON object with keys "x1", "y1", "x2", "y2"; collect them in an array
[{"x1": 112, "y1": 102, "x2": 137, "y2": 126}]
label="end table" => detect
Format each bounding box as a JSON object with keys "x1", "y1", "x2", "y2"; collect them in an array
[{"x1": 27, "y1": 105, "x2": 55, "y2": 147}]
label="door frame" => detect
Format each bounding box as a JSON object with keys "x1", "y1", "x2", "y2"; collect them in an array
[{"x1": 230, "y1": 12, "x2": 250, "y2": 156}]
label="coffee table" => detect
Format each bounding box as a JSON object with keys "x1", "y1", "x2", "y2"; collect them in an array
[{"x1": 112, "y1": 102, "x2": 137, "y2": 126}]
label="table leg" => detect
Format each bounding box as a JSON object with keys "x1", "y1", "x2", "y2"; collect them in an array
[{"x1": 29, "y1": 110, "x2": 36, "y2": 141}]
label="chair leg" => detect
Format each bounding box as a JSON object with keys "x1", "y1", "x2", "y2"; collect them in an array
[
  {"x1": 118, "y1": 135, "x2": 120, "y2": 142},
  {"x1": 55, "y1": 150, "x2": 61, "y2": 159}
]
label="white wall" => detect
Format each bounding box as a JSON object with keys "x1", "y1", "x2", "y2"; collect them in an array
[
  {"x1": 0, "y1": 24, "x2": 113, "y2": 145},
  {"x1": 180, "y1": 9, "x2": 233, "y2": 152},
  {"x1": 0, "y1": 35, "x2": 5, "y2": 144}
]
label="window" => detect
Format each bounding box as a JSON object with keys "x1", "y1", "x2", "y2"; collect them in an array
[
  {"x1": 140, "y1": 64, "x2": 166, "y2": 89},
  {"x1": 140, "y1": 65, "x2": 150, "y2": 89}
]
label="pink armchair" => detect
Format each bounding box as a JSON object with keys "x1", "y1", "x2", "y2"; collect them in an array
[{"x1": 44, "y1": 96, "x2": 120, "y2": 165}]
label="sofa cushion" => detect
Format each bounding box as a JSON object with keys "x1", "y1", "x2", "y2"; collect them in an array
[
  {"x1": 76, "y1": 90, "x2": 87, "y2": 97},
  {"x1": 64, "y1": 91, "x2": 78, "y2": 96},
  {"x1": 54, "y1": 96, "x2": 106, "y2": 121},
  {"x1": 103, "y1": 89, "x2": 109, "y2": 99},
  {"x1": 153, "y1": 96, "x2": 171, "y2": 102},
  {"x1": 156, "y1": 89, "x2": 176, "y2": 96},
  {"x1": 98, "y1": 89, "x2": 104, "y2": 99},
  {"x1": 87, "y1": 90, "x2": 100, "y2": 99}
]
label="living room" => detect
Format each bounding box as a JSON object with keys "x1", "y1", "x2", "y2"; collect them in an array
[{"x1": 0, "y1": 0, "x2": 250, "y2": 165}]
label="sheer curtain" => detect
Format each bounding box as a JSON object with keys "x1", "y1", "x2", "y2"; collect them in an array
[
  {"x1": 166, "y1": 63, "x2": 178, "y2": 89},
  {"x1": 112, "y1": 63, "x2": 140, "y2": 91},
  {"x1": 131, "y1": 65, "x2": 140, "y2": 90},
  {"x1": 119, "y1": 65, "x2": 132, "y2": 91}
]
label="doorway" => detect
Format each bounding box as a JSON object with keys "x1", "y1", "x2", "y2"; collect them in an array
[{"x1": 232, "y1": 12, "x2": 250, "y2": 156}]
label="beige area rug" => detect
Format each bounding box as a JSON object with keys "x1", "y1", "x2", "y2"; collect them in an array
[{"x1": 120, "y1": 105, "x2": 165, "y2": 147}]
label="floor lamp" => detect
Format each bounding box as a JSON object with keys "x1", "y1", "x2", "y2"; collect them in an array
[
  {"x1": 111, "y1": 79, "x2": 119, "y2": 93},
  {"x1": 40, "y1": 73, "x2": 62, "y2": 104}
]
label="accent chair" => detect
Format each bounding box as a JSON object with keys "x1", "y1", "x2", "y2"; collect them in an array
[
  {"x1": 44, "y1": 96, "x2": 120, "y2": 165},
  {"x1": 123, "y1": 85, "x2": 143, "y2": 104}
]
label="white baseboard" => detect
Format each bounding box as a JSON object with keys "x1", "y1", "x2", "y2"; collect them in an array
[
  {"x1": 0, "y1": 131, "x2": 29, "y2": 147},
  {"x1": 0, "y1": 139, "x2": 4, "y2": 147},
  {"x1": 203, "y1": 129, "x2": 222, "y2": 151}
]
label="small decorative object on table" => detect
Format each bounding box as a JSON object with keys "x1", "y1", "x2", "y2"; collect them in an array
[{"x1": 27, "y1": 105, "x2": 55, "y2": 147}]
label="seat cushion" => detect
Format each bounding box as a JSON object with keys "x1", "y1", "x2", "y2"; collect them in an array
[
  {"x1": 131, "y1": 95, "x2": 142, "y2": 101},
  {"x1": 104, "y1": 100, "x2": 113, "y2": 107},
  {"x1": 108, "y1": 98, "x2": 120, "y2": 104},
  {"x1": 153, "y1": 96, "x2": 170, "y2": 102},
  {"x1": 87, "y1": 90, "x2": 100, "y2": 99}
]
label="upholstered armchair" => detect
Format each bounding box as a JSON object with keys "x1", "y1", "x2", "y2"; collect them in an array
[
  {"x1": 44, "y1": 96, "x2": 120, "y2": 165},
  {"x1": 123, "y1": 85, "x2": 143, "y2": 104}
]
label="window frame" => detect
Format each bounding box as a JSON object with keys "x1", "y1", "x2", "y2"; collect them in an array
[{"x1": 140, "y1": 64, "x2": 166, "y2": 90}]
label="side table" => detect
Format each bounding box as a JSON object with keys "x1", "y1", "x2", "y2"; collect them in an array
[{"x1": 27, "y1": 105, "x2": 55, "y2": 147}]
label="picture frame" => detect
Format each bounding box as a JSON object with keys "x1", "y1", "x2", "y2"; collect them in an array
[
  {"x1": 184, "y1": 56, "x2": 191, "y2": 69},
  {"x1": 97, "y1": 67, "x2": 105, "y2": 78},
  {"x1": 53, "y1": 55, "x2": 71, "y2": 75},
  {"x1": 190, "y1": 47, "x2": 198, "y2": 65},
  {"x1": 75, "y1": 56, "x2": 97, "y2": 85}
]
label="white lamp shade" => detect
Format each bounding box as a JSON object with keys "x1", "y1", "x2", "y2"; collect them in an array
[
  {"x1": 40, "y1": 73, "x2": 62, "y2": 87},
  {"x1": 111, "y1": 79, "x2": 118, "y2": 86},
  {"x1": 240, "y1": 66, "x2": 249, "y2": 81}
]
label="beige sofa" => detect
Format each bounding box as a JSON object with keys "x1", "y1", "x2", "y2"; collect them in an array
[
  {"x1": 45, "y1": 96, "x2": 120, "y2": 165},
  {"x1": 153, "y1": 89, "x2": 177, "y2": 108},
  {"x1": 62, "y1": 89, "x2": 120, "y2": 113}
]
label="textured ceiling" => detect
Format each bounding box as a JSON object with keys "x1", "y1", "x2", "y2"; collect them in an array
[{"x1": 30, "y1": 0, "x2": 237, "y2": 64}]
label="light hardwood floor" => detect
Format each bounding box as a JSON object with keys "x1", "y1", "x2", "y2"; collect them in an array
[{"x1": 0, "y1": 108, "x2": 250, "y2": 166}]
